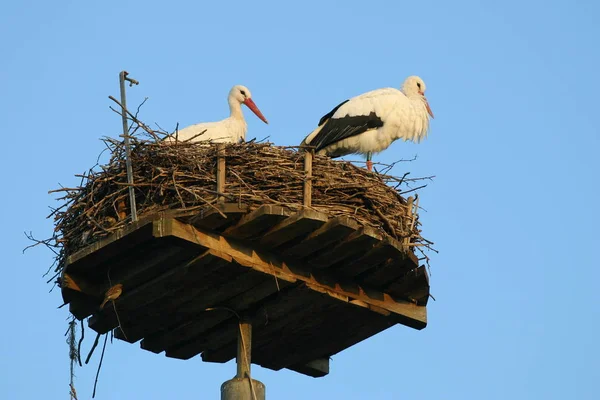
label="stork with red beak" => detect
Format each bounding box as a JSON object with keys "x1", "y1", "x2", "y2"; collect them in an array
[
  {"x1": 165, "y1": 85, "x2": 268, "y2": 143},
  {"x1": 301, "y1": 76, "x2": 434, "y2": 171}
]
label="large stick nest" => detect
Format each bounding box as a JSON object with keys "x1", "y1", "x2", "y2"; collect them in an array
[{"x1": 47, "y1": 134, "x2": 433, "y2": 278}]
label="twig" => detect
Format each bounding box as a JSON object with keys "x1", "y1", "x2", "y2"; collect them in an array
[
  {"x1": 77, "y1": 319, "x2": 84, "y2": 367},
  {"x1": 85, "y1": 332, "x2": 101, "y2": 364},
  {"x1": 92, "y1": 334, "x2": 109, "y2": 398}
]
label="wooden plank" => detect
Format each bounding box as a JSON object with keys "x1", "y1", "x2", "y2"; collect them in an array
[
  {"x1": 186, "y1": 203, "x2": 248, "y2": 231},
  {"x1": 386, "y1": 265, "x2": 430, "y2": 305},
  {"x1": 60, "y1": 272, "x2": 105, "y2": 306},
  {"x1": 68, "y1": 291, "x2": 102, "y2": 320},
  {"x1": 67, "y1": 240, "x2": 185, "y2": 320},
  {"x1": 112, "y1": 256, "x2": 234, "y2": 343},
  {"x1": 167, "y1": 318, "x2": 239, "y2": 360},
  {"x1": 161, "y1": 277, "x2": 295, "y2": 360},
  {"x1": 140, "y1": 269, "x2": 269, "y2": 355},
  {"x1": 261, "y1": 303, "x2": 394, "y2": 371},
  {"x1": 359, "y1": 254, "x2": 417, "y2": 289},
  {"x1": 223, "y1": 204, "x2": 291, "y2": 239},
  {"x1": 282, "y1": 216, "x2": 360, "y2": 259},
  {"x1": 287, "y1": 358, "x2": 329, "y2": 378},
  {"x1": 309, "y1": 226, "x2": 382, "y2": 270},
  {"x1": 329, "y1": 236, "x2": 403, "y2": 278},
  {"x1": 163, "y1": 283, "x2": 304, "y2": 360},
  {"x1": 144, "y1": 274, "x2": 292, "y2": 355},
  {"x1": 155, "y1": 218, "x2": 427, "y2": 329},
  {"x1": 259, "y1": 209, "x2": 328, "y2": 249},
  {"x1": 199, "y1": 286, "x2": 323, "y2": 363},
  {"x1": 65, "y1": 219, "x2": 154, "y2": 274},
  {"x1": 88, "y1": 248, "x2": 217, "y2": 334}
]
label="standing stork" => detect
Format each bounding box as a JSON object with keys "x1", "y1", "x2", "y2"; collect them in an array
[
  {"x1": 165, "y1": 85, "x2": 268, "y2": 144},
  {"x1": 301, "y1": 76, "x2": 434, "y2": 171}
]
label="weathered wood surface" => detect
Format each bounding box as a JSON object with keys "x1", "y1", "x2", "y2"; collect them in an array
[{"x1": 61, "y1": 204, "x2": 429, "y2": 378}]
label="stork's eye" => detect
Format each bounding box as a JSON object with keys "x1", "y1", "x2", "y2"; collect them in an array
[
  {"x1": 240, "y1": 90, "x2": 246, "y2": 96},
  {"x1": 417, "y1": 82, "x2": 422, "y2": 89}
]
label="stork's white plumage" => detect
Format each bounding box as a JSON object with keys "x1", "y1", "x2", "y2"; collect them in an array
[
  {"x1": 301, "y1": 76, "x2": 434, "y2": 171},
  {"x1": 165, "y1": 85, "x2": 268, "y2": 144}
]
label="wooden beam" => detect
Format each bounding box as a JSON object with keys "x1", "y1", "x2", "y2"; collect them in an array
[
  {"x1": 65, "y1": 219, "x2": 155, "y2": 273},
  {"x1": 359, "y1": 254, "x2": 416, "y2": 289},
  {"x1": 303, "y1": 150, "x2": 313, "y2": 207},
  {"x1": 282, "y1": 216, "x2": 359, "y2": 259},
  {"x1": 223, "y1": 205, "x2": 291, "y2": 239},
  {"x1": 309, "y1": 226, "x2": 382, "y2": 270},
  {"x1": 216, "y1": 143, "x2": 226, "y2": 203},
  {"x1": 154, "y1": 218, "x2": 426, "y2": 329},
  {"x1": 201, "y1": 286, "x2": 321, "y2": 364},
  {"x1": 330, "y1": 236, "x2": 404, "y2": 278},
  {"x1": 88, "y1": 248, "x2": 218, "y2": 335},
  {"x1": 264, "y1": 304, "x2": 394, "y2": 371},
  {"x1": 187, "y1": 203, "x2": 248, "y2": 231},
  {"x1": 259, "y1": 209, "x2": 328, "y2": 249},
  {"x1": 148, "y1": 275, "x2": 293, "y2": 356},
  {"x1": 287, "y1": 358, "x2": 329, "y2": 378},
  {"x1": 386, "y1": 265, "x2": 430, "y2": 305},
  {"x1": 112, "y1": 256, "x2": 234, "y2": 343},
  {"x1": 140, "y1": 269, "x2": 270, "y2": 354}
]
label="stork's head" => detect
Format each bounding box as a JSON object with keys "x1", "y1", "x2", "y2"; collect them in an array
[
  {"x1": 229, "y1": 85, "x2": 269, "y2": 124},
  {"x1": 402, "y1": 76, "x2": 434, "y2": 119}
]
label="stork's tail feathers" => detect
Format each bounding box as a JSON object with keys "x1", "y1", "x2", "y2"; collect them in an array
[{"x1": 300, "y1": 124, "x2": 324, "y2": 153}]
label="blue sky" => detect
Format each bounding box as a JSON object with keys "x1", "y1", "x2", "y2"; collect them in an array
[{"x1": 1, "y1": 0, "x2": 599, "y2": 399}]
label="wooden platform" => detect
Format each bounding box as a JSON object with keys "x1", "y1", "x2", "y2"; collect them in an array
[{"x1": 61, "y1": 203, "x2": 430, "y2": 377}]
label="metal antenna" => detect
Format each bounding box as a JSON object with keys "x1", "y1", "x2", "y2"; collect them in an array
[{"x1": 119, "y1": 71, "x2": 140, "y2": 222}]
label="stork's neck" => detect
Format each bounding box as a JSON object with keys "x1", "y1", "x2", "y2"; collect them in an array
[{"x1": 228, "y1": 98, "x2": 245, "y2": 120}]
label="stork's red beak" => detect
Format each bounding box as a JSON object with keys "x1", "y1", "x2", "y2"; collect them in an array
[
  {"x1": 419, "y1": 91, "x2": 434, "y2": 119},
  {"x1": 243, "y1": 98, "x2": 269, "y2": 124}
]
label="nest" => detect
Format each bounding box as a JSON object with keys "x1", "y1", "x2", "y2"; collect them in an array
[{"x1": 47, "y1": 135, "x2": 432, "y2": 276}]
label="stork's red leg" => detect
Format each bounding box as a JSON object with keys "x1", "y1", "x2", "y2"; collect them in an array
[{"x1": 366, "y1": 160, "x2": 373, "y2": 171}]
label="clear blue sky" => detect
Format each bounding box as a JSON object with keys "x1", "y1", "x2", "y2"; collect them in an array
[{"x1": 1, "y1": 1, "x2": 599, "y2": 399}]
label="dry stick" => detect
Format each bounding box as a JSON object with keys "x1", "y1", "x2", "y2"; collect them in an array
[
  {"x1": 112, "y1": 300, "x2": 128, "y2": 340},
  {"x1": 107, "y1": 96, "x2": 160, "y2": 141},
  {"x1": 77, "y1": 319, "x2": 84, "y2": 367},
  {"x1": 92, "y1": 333, "x2": 109, "y2": 398},
  {"x1": 363, "y1": 196, "x2": 398, "y2": 239},
  {"x1": 85, "y1": 332, "x2": 101, "y2": 364}
]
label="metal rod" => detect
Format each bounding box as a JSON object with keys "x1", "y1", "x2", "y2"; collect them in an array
[{"x1": 119, "y1": 71, "x2": 139, "y2": 222}]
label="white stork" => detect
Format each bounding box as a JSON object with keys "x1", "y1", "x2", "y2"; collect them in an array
[
  {"x1": 165, "y1": 85, "x2": 268, "y2": 144},
  {"x1": 301, "y1": 76, "x2": 434, "y2": 171}
]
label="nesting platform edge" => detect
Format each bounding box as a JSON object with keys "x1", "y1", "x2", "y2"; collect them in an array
[{"x1": 60, "y1": 203, "x2": 430, "y2": 377}]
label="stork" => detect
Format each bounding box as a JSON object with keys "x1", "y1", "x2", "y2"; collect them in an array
[
  {"x1": 301, "y1": 76, "x2": 434, "y2": 171},
  {"x1": 165, "y1": 85, "x2": 268, "y2": 144}
]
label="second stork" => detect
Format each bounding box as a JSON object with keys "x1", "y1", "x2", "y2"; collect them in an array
[{"x1": 301, "y1": 76, "x2": 434, "y2": 171}]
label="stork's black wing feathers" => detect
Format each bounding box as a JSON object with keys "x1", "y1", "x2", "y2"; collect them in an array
[
  {"x1": 311, "y1": 111, "x2": 384, "y2": 152},
  {"x1": 318, "y1": 99, "x2": 349, "y2": 126}
]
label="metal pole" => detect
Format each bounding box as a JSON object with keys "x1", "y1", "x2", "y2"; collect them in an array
[{"x1": 119, "y1": 71, "x2": 139, "y2": 222}]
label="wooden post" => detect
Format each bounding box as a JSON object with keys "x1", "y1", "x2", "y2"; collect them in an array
[
  {"x1": 303, "y1": 150, "x2": 313, "y2": 207},
  {"x1": 237, "y1": 320, "x2": 252, "y2": 379},
  {"x1": 216, "y1": 144, "x2": 226, "y2": 204},
  {"x1": 403, "y1": 196, "x2": 414, "y2": 251},
  {"x1": 221, "y1": 319, "x2": 265, "y2": 400}
]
